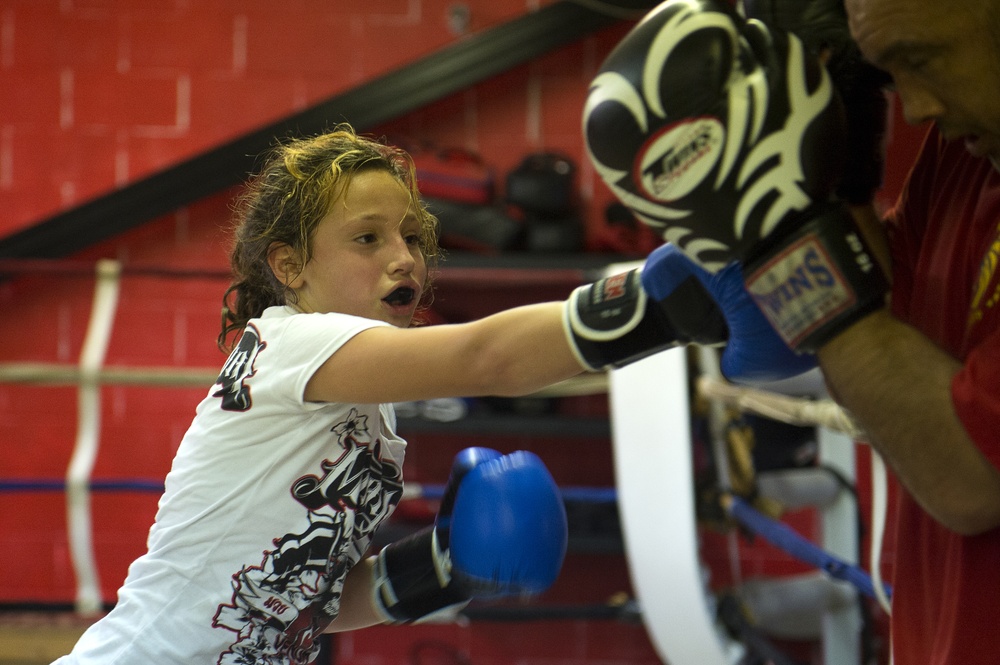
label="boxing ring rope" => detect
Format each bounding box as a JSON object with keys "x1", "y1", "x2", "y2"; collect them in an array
[
  {"x1": 694, "y1": 373, "x2": 893, "y2": 617},
  {"x1": 0, "y1": 362, "x2": 609, "y2": 395},
  {"x1": 721, "y1": 495, "x2": 891, "y2": 602},
  {"x1": 0, "y1": 257, "x2": 615, "y2": 618},
  {"x1": 695, "y1": 375, "x2": 868, "y2": 441},
  {"x1": 2, "y1": 258, "x2": 892, "y2": 658},
  {"x1": 612, "y1": 351, "x2": 868, "y2": 665},
  {"x1": 596, "y1": 259, "x2": 889, "y2": 664},
  {"x1": 1, "y1": 258, "x2": 241, "y2": 616},
  {"x1": 0, "y1": 477, "x2": 617, "y2": 505},
  {"x1": 0, "y1": 258, "x2": 612, "y2": 394}
]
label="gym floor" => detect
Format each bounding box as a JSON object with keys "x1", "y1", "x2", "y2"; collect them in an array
[{"x1": 0, "y1": 613, "x2": 92, "y2": 665}]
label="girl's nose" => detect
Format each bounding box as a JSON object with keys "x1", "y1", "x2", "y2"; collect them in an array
[{"x1": 387, "y1": 237, "x2": 416, "y2": 274}]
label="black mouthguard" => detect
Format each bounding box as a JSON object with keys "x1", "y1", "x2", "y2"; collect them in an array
[{"x1": 384, "y1": 287, "x2": 415, "y2": 306}]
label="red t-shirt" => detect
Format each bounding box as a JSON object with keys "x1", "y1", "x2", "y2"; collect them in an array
[{"x1": 886, "y1": 125, "x2": 1000, "y2": 664}]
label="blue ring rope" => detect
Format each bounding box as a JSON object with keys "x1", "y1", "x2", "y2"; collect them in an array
[
  {"x1": 0, "y1": 479, "x2": 166, "y2": 492},
  {"x1": 0, "y1": 479, "x2": 886, "y2": 600},
  {"x1": 0, "y1": 479, "x2": 617, "y2": 502},
  {"x1": 726, "y1": 494, "x2": 892, "y2": 601}
]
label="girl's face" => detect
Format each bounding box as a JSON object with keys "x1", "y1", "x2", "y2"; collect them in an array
[{"x1": 284, "y1": 169, "x2": 428, "y2": 327}]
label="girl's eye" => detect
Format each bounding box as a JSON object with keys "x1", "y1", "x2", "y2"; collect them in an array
[
  {"x1": 405, "y1": 233, "x2": 421, "y2": 246},
  {"x1": 356, "y1": 233, "x2": 377, "y2": 244}
]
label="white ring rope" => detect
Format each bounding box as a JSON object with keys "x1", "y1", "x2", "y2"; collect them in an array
[
  {"x1": 0, "y1": 363, "x2": 220, "y2": 387},
  {"x1": 0, "y1": 364, "x2": 608, "y2": 398},
  {"x1": 66, "y1": 259, "x2": 122, "y2": 616},
  {"x1": 695, "y1": 375, "x2": 869, "y2": 442}
]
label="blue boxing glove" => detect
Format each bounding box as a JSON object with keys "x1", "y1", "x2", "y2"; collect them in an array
[
  {"x1": 643, "y1": 243, "x2": 816, "y2": 383},
  {"x1": 373, "y1": 448, "x2": 568, "y2": 623},
  {"x1": 563, "y1": 241, "x2": 814, "y2": 383},
  {"x1": 449, "y1": 451, "x2": 567, "y2": 597},
  {"x1": 433, "y1": 447, "x2": 502, "y2": 556}
]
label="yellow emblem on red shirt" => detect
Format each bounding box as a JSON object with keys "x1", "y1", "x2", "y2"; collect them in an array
[{"x1": 969, "y1": 222, "x2": 1000, "y2": 330}]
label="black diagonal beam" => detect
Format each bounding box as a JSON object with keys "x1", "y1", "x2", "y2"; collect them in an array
[{"x1": 0, "y1": 1, "x2": 644, "y2": 260}]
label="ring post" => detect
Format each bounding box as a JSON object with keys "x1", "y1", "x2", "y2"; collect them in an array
[{"x1": 66, "y1": 259, "x2": 122, "y2": 616}]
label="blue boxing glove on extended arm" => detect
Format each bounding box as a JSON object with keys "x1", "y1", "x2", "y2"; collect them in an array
[
  {"x1": 373, "y1": 448, "x2": 568, "y2": 623},
  {"x1": 642, "y1": 243, "x2": 816, "y2": 383},
  {"x1": 563, "y1": 240, "x2": 814, "y2": 383}
]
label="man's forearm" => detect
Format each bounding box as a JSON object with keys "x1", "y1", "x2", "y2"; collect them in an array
[{"x1": 820, "y1": 309, "x2": 1000, "y2": 534}]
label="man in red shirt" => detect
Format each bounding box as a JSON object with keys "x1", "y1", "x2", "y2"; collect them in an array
[
  {"x1": 584, "y1": 0, "x2": 1000, "y2": 662},
  {"x1": 824, "y1": 1, "x2": 1000, "y2": 660},
  {"x1": 744, "y1": 1, "x2": 1000, "y2": 661}
]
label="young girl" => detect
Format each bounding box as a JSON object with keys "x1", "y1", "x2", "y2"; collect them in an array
[
  {"x1": 54, "y1": 125, "x2": 608, "y2": 665},
  {"x1": 54, "y1": 116, "x2": 819, "y2": 664}
]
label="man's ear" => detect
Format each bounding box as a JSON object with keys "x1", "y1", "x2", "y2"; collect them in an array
[{"x1": 267, "y1": 242, "x2": 304, "y2": 289}]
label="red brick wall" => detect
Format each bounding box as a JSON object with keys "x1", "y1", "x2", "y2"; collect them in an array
[{"x1": 0, "y1": 0, "x2": 653, "y2": 252}]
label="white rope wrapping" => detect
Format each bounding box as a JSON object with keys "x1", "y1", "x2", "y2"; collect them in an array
[
  {"x1": 697, "y1": 349, "x2": 744, "y2": 588},
  {"x1": 65, "y1": 259, "x2": 121, "y2": 616},
  {"x1": 695, "y1": 376, "x2": 869, "y2": 442},
  {"x1": 869, "y1": 451, "x2": 893, "y2": 616}
]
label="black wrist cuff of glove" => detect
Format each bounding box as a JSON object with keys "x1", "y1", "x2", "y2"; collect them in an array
[
  {"x1": 742, "y1": 203, "x2": 889, "y2": 353},
  {"x1": 564, "y1": 269, "x2": 680, "y2": 371},
  {"x1": 564, "y1": 268, "x2": 728, "y2": 371},
  {"x1": 373, "y1": 526, "x2": 469, "y2": 623}
]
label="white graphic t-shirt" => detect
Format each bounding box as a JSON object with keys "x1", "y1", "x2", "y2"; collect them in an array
[{"x1": 54, "y1": 306, "x2": 406, "y2": 665}]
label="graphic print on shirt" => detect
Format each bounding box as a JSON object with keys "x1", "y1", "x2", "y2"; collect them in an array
[
  {"x1": 968, "y1": 221, "x2": 1000, "y2": 332},
  {"x1": 212, "y1": 408, "x2": 403, "y2": 665},
  {"x1": 214, "y1": 324, "x2": 266, "y2": 412}
]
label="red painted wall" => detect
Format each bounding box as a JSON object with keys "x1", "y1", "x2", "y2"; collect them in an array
[
  {"x1": 0, "y1": 0, "x2": 655, "y2": 253},
  {"x1": 0, "y1": 0, "x2": 928, "y2": 662}
]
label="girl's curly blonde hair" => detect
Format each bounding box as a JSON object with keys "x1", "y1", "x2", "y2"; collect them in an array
[{"x1": 218, "y1": 124, "x2": 440, "y2": 351}]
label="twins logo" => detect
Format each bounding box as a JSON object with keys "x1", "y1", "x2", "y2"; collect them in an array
[
  {"x1": 213, "y1": 408, "x2": 403, "y2": 665},
  {"x1": 582, "y1": 0, "x2": 841, "y2": 272},
  {"x1": 746, "y1": 234, "x2": 851, "y2": 347},
  {"x1": 213, "y1": 324, "x2": 265, "y2": 412}
]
